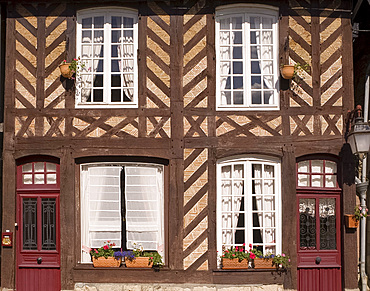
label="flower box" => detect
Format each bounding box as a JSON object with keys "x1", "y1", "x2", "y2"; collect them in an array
[
  {"x1": 280, "y1": 65, "x2": 295, "y2": 79},
  {"x1": 253, "y1": 258, "x2": 274, "y2": 269},
  {"x1": 92, "y1": 257, "x2": 121, "y2": 268},
  {"x1": 345, "y1": 214, "x2": 359, "y2": 228},
  {"x1": 222, "y1": 258, "x2": 249, "y2": 269},
  {"x1": 125, "y1": 256, "x2": 153, "y2": 268}
]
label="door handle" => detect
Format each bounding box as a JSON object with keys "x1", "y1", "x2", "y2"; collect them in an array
[
  {"x1": 315, "y1": 256, "x2": 321, "y2": 264},
  {"x1": 37, "y1": 257, "x2": 42, "y2": 264}
]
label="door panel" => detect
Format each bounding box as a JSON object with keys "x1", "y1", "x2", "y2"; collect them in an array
[
  {"x1": 16, "y1": 161, "x2": 60, "y2": 291},
  {"x1": 297, "y1": 194, "x2": 341, "y2": 290}
]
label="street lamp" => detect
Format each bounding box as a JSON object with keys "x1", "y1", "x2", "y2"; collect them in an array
[{"x1": 346, "y1": 105, "x2": 370, "y2": 291}]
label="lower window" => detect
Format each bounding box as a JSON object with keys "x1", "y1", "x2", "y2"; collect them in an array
[
  {"x1": 217, "y1": 156, "x2": 281, "y2": 259},
  {"x1": 80, "y1": 163, "x2": 164, "y2": 263}
]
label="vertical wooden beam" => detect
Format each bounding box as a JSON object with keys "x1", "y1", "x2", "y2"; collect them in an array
[
  {"x1": 207, "y1": 147, "x2": 216, "y2": 269},
  {"x1": 138, "y1": 5, "x2": 147, "y2": 138},
  {"x1": 169, "y1": 9, "x2": 184, "y2": 270},
  {"x1": 281, "y1": 144, "x2": 297, "y2": 290},
  {"x1": 59, "y1": 146, "x2": 74, "y2": 290},
  {"x1": 206, "y1": 12, "x2": 215, "y2": 138},
  {"x1": 311, "y1": 0, "x2": 321, "y2": 135},
  {"x1": 35, "y1": 4, "x2": 46, "y2": 136}
]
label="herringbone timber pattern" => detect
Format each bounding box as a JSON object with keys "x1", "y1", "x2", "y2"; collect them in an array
[
  {"x1": 146, "y1": 2, "x2": 171, "y2": 108},
  {"x1": 15, "y1": 3, "x2": 67, "y2": 112},
  {"x1": 146, "y1": 116, "x2": 171, "y2": 138},
  {"x1": 183, "y1": 148, "x2": 208, "y2": 270}
]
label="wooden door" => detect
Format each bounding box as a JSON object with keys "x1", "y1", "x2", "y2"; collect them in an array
[
  {"x1": 16, "y1": 161, "x2": 61, "y2": 291},
  {"x1": 297, "y1": 193, "x2": 341, "y2": 291}
]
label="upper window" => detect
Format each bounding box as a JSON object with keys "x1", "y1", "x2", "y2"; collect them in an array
[
  {"x1": 17, "y1": 161, "x2": 59, "y2": 190},
  {"x1": 215, "y1": 5, "x2": 279, "y2": 110},
  {"x1": 80, "y1": 163, "x2": 164, "y2": 263},
  {"x1": 297, "y1": 159, "x2": 338, "y2": 189},
  {"x1": 76, "y1": 8, "x2": 138, "y2": 108},
  {"x1": 217, "y1": 156, "x2": 281, "y2": 264}
]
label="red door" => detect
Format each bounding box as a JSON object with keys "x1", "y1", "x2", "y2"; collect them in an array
[
  {"x1": 296, "y1": 159, "x2": 342, "y2": 291},
  {"x1": 16, "y1": 160, "x2": 61, "y2": 291}
]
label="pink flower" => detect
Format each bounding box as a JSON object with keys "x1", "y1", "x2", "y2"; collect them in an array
[
  {"x1": 103, "y1": 245, "x2": 109, "y2": 250},
  {"x1": 249, "y1": 244, "x2": 252, "y2": 248},
  {"x1": 288, "y1": 259, "x2": 291, "y2": 262},
  {"x1": 282, "y1": 253, "x2": 285, "y2": 257},
  {"x1": 235, "y1": 246, "x2": 238, "y2": 251},
  {"x1": 240, "y1": 248, "x2": 243, "y2": 252},
  {"x1": 232, "y1": 254, "x2": 235, "y2": 257},
  {"x1": 249, "y1": 253, "x2": 256, "y2": 259},
  {"x1": 94, "y1": 249, "x2": 98, "y2": 253}
]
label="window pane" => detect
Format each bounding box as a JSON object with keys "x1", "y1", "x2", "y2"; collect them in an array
[
  {"x1": 82, "y1": 31, "x2": 92, "y2": 43},
  {"x1": 325, "y1": 175, "x2": 336, "y2": 188},
  {"x1": 262, "y1": 17, "x2": 273, "y2": 29},
  {"x1": 23, "y1": 198, "x2": 37, "y2": 250},
  {"x1": 82, "y1": 17, "x2": 92, "y2": 29},
  {"x1": 35, "y1": 174, "x2": 45, "y2": 184},
  {"x1": 233, "y1": 77, "x2": 243, "y2": 89},
  {"x1": 220, "y1": 32, "x2": 230, "y2": 45},
  {"x1": 264, "y1": 91, "x2": 273, "y2": 104},
  {"x1": 34, "y1": 162, "x2": 44, "y2": 172},
  {"x1": 42, "y1": 198, "x2": 56, "y2": 250},
  {"x1": 252, "y1": 91, "x2": 261, "y2": 104},
  {"x1": 22, "y1": 163, "x2": 32, "y2": 173},
  {"x1": 111, "y1": 90, "x2": 121, "y2": 102},
  {"x1": 312, "y1": 160, "x2": 323, "y2": 173},
  {"x1": 94, "y1": 16, "x2": 104, "y2": 28},
  {"x1": 251, "y1": 61, "x2": 261, "y2": 74},
  {"x1": 232, "y1": 31, "x2": 242, "y2": 44},
  {"x1": 23, "y1": 174, "x2": 32, "y2": 184},
  {"x1": 319, "y1": 198, "x2": 336, "y2": 250},
  {"x1": 233, "y1": 47, "x2": 243, "y2": 59},
  {"x1": 233, "y1": 62, "x2": 243, "y2": 74},
  {"x1": 298, "y1": 174, "x2": 309, "y2": 187},
  {"x1": 298, "y1": 161, "x2": 309, "y2": 172},
  {"x1": 93, "y1": 75, "x2": 103, "y2": 87},
  {"x1": 112, "y1": 30, "x2": 121, "y2": 43},
  {"x1": 111, "y1": 60, "x2": 120, "y2": 72},
  {"x1": 251, "y1": 76, "x2": 261, "y2": 89},
  {"x1": 250, "y1": 17, "x2": 260, "y2": 29},
  {"x1": 312, "y1": 175, "x2": 323, "y2": 187},
  {"x1": 93, "y1": 45, "x2": 103, "y2": 57},
  {"x1": 325, "y1": 161, "x2": 337, "y2": 173},
  {"x1": 46, "y1": 174, "x2": 57, "y2": 184},
  {"x1": 112, "y1": 16, "x2": 121, "y2": 28},
  {"x1": 233, "y1": 92, "x2": 243, "y2": 104},
  {"x1": 299, "y1": 198, "x2": 316, "y2": 249},
  {"x1": 93, "y1": 89, "x2": 103, "y2": 102},
  {"x1": 94, "y1": 30, "x2": 104, "y2": 43},
  {"x1": 123, "y1": 17, "x2": 134, "y2": 28},
  {"x1": 232, "y1": 17, "x2": 242, "y2": 29}
]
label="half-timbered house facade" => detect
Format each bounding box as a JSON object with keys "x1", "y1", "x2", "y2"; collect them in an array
[{"x1": 0, "y1": 0, "x2": 358, "y2": 290}]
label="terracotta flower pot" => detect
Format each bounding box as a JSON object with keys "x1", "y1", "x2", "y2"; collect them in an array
[
  {"x1": 92, "y1": 257, "x2": 121, "y2": 267},
  {"x1": 345, "y1": 214, "x2": 359, "y2": 228},
  {"x1": 125, "y1": 256, "x2": 153, "y2": 268},
  {"x1": 221, "y1": 258, "x2": 249, "y2": 269},
  {"x1": 280, "y1": 65, "x2": 295, "y2": 79},
  {"x1": 59, "y1": 63, "x2": 73, "y2": 79},
  {"x1": 253, "y1": 258, "x2": 274, "y2": 269}
]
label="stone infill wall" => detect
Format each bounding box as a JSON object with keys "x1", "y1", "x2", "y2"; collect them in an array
[{"x1": 73, "y1": 283, "x2": 285, "y2": 291}]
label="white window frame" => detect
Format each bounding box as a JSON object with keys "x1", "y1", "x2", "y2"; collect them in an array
[
  {"x1": 80, "y1": 162, "x2": 164, "y2": 263},
  {"x1": 215, "y1": 5, "x2": 279, "y2": 111},
  {"x1": 216, "y1": 155, "x2": 282, "y2": 265},
  {"x1": 76, "y1": 8, "x2": 138, "y2": 108}
]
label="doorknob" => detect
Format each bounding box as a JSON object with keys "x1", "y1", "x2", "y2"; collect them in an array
[
  {"x1": 315, "y1": 256, "x2": 321, "y2": 264},
  {"x1": 37, "y1": 257, "x2": 42, "y2": 264}
]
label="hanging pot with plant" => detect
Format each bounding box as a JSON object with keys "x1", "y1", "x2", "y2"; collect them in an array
[
  {"x1": 59, "y1": 57, "x2": 85, "y2": 79},
  {"x1": 280, "y1": 65, "x2": 295, "y2": 79}
]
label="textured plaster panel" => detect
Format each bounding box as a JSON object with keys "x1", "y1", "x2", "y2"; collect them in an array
[
  {"x1": 184, "y1": 148, "x2": 207, "y2": 182},
  {"x1": 45, "y1": 4, "x2": 66, "y2": 27},
  {"x1": 16, "y1": 60, "x2": 36, "y2": 89},
  {"x1": 184, "y1": 57, "x2": 207, "y2": 86},
  {"x1": 184, "y1": 77, "x2": 207, "y2": 108},
  {"x1": 72, "y1": 118, "x2": 89, "y2": 132},
  {"x1": 249, "y1": 126, "x2": 273, "y2": 137},
  {"x1": 16, "y1": 4, "x2": 37, "y2": 27},
  {"x1": 184, "y1": 194, "x2": 208, "y2": 228},
  {"x1": 44, "y1": 83, "x2": 65, "y2": 108},
  {"x1": 45, "y1": 20, "x2": 66, "y2": 47},
  {"x1": 320, "y1": 57, "x2": 342, "y2": 85},
  {"x1": 289, "y1": 37, "x2": 311, "y2": 65},
  {"x1": 320, "y1": 35, "x2": 342, "y2": 65},
  {"x1": 184, "y1": 15, "x2": 206, "y2": 45},
  {"x1": 184, "y1": 36, "x2": 206, "y2": 66},
  {"x1": 45, "y1": 41, "x2": 66, "y2": 68},
  {"x1": 289, "y1": 16, "x2": 311, "y2": 45},
  {"x1": 183, "y1": 216, "x2": 208, "y2": 250},
  {"x1": 148, "y1": 2, "x2": 170, "y2": 25},
  {"x1": 43, "y1": 117, "x2": 65, "y2": 136},
  {"x1": 146, "y1": 78, "x2": 170, "y2": 107},
  {"x1": 147, "y1": 37, "x2": 170, "y2": 65},
  {"x1": 15, "y1": 80, "x2": 36, "y2": 108},
  {"x1": 289, "y1": 117, "x2": 297, "y2": 134},
  {"x1": 184, "y1": 169, "x2": 208, "y2": 205},
  {"x1": 184, "y1": 237, "x2": 208, "y2": 270},
  {"x1": 15, "y1": 21, "x2": 37, "y2": 48},
  {"x1": 147, "y1": 17, "x2": 170, "y2": 46},
  {"x1": 321, "y1": 76, "x2": 342, "y2": 106},
  {"x1": 320, "y1": 18, "x2": 341, "y2": 44},
  {"x1": 16, "y1": 40, "x2": 36, "y2": 66},
  {"x1": 147, "y1": 117, "x2": 171, "y2": 138},
  {"x1": 147, "y1": 57, "x2": 170, "y2": 87},
  {"x1": 184, "y1": 0, "x2": 206, "y2": 25},
  {"x1": 184, "y1": 117, "x2": 208, "y2": 137},
  {"x1": 266, "y1": 117, "x2": 282, "y2": 135}
]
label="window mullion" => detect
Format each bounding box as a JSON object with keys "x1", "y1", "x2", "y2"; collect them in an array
[{"x1": 104, "y1": 13, "x2": 111, "y2": 104}]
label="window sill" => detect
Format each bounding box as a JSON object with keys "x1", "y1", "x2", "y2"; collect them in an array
[{"x1": 74, "y1": 264, "x2": 169, "y2": 271}]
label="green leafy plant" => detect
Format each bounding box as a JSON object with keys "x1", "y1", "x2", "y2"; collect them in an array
[
  {"x1": 272, "y1": 253, "x2": 291, "y2": 269},
  {"x1": 89, "y1": 241, "x2": 120, "y2": 259},
  {"x1": 61, "y1": 57, "x2": 85, "y2": 79},
  {"x1": 292, "y1": 62, "x2": 309, "y2": 79},
  {"x1": 354, "y1": 205, "x2": 368, "y2": 221},
  {"x1": 221, "y1": 245, "x2": 250, "y2": 262}
]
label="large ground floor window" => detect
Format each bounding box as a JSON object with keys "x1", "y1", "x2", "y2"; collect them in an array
[
  {"x1": 80, "y1": 163, "x2": 164, "y2": 263},
  {"x1": 217, "y1": 156, "x2": 281, "y2": 259}
]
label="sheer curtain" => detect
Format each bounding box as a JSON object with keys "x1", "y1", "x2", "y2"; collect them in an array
[
  {"x1": 118, "y1": 35, "x2": 134, "y2": 100},
  {"x1": 252, "y1": 16, "x2": 274, "y2": 104},
  {"x1": 219, "y1": 18, "x2": 231, "y2": 105},
  {"x1": 80, "y1": 24, "x2": 103, "y2": 102},
  {"x1": 125, "y1": 166, "x2": 164, "y2": 253}
]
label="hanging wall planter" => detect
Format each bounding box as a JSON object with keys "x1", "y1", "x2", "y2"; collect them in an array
[
  {"x1": 59, "y1": 63, "x2": 73, "y2": 79},
  {"x1": 344, "y1": 214, "x2": 359, "y2": 228},
  {"x1": 280, "y1": 65, "x2": 295, "y2": 79}
]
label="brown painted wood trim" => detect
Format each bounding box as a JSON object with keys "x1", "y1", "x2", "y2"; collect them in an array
[
  {"x1": 207, "y1": 148, "x2": 217, "y2": 270},
  {"x1": 36, "y1": 13, "x2": 46, "y2": 136}
]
